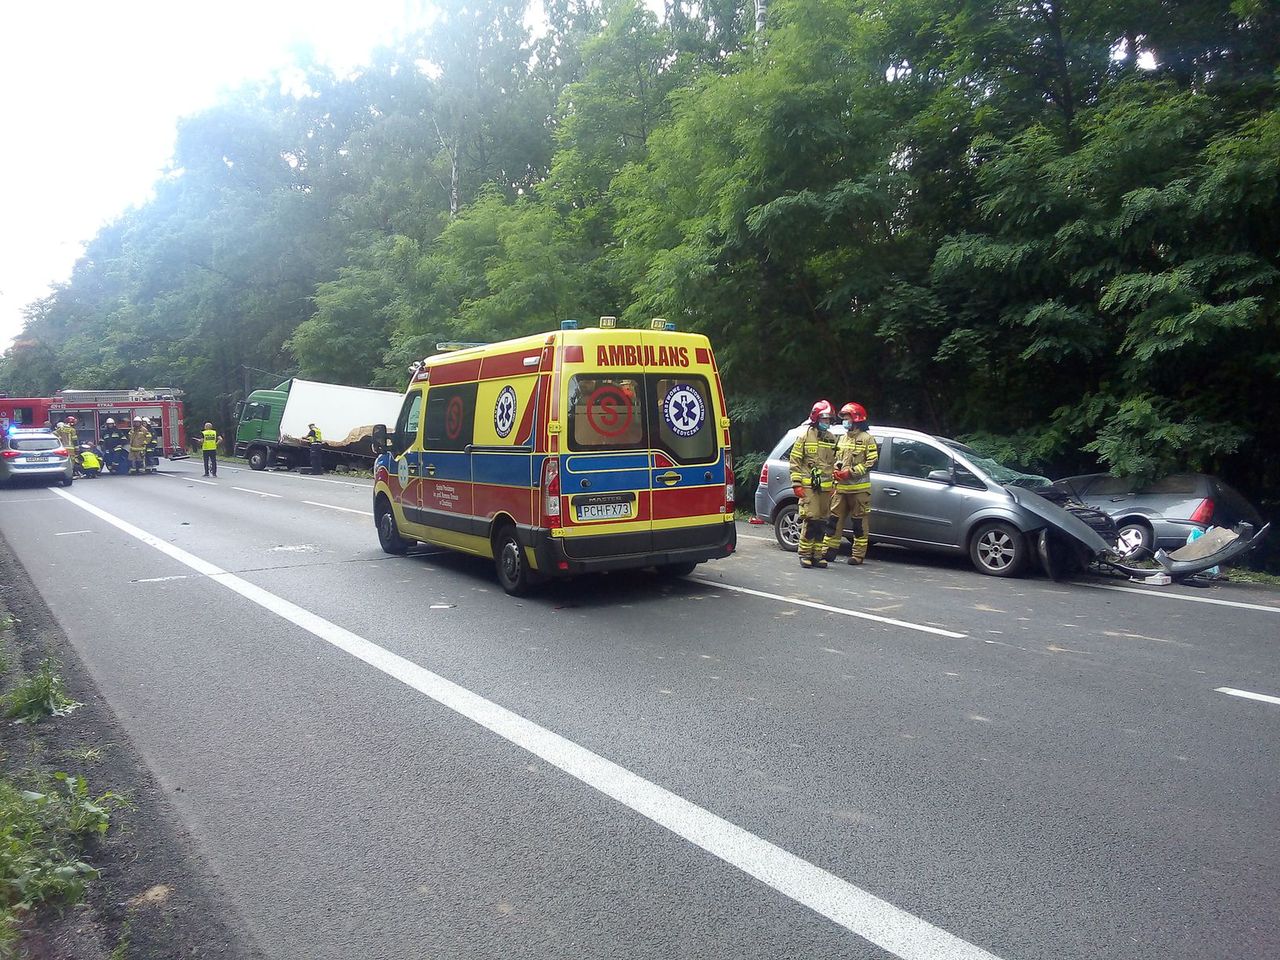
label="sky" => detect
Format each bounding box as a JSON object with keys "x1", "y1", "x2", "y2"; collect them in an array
[{"x1": 0, "y1": 0, "x2": 441, "y2": 352}]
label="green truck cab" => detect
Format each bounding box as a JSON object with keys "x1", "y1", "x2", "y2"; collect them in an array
[{"x1": 234, "y1": 383, "x2": 290, "y2": 470}]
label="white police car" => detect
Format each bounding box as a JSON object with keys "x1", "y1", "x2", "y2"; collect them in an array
[{"x1": 0, "y1": 427, "x2": 74, "y2": 487}]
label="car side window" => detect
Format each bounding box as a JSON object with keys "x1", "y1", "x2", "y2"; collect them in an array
[
  {"x1": 423, "y1": 383, "x2": 476, "y2": 451},
  {"x1": 953, "y1": 463, "x2": 986, "y2": 489},
  {"x1": 889, "y1": 438, "x2": 952, "y2": 480}
]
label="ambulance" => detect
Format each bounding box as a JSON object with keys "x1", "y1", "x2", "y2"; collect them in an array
[{"x1": 371, "y1": 319, "x2": 737, "y2": 594}]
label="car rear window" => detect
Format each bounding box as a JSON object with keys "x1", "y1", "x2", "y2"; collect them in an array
[{"x1": 12, "y1": 437, "x2": 61, "y2": 451}]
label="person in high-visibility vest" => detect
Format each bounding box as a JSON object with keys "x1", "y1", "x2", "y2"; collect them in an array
[
  {"x1": 304, "y1": 423, "x2": 324, "y2": 473},
  {"x1": 199, "y1": 422, "x2": 222, "y2": 477},
  {"x1": 827, "y1": 402, "x2": 879, "y2": 564},
  {"x1": 55, "y1": 420, "x2": 76, "y2": 450}
]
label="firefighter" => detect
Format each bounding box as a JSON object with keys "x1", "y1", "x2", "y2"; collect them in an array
[
  {"x1": 827, "y1": 402, "x2": 879, "y2": 565},
  {"x1": 788, "y1": 400, "x2": 838, "y2": 569},
  {"x1": 54, "y1": 420, "x2": 75, "y2": 449},
  {"x1": 143, "y1": 417, "x2": 161, "y2": 471},
  {"x1": 128, "y1": 418, "x2": 150, "y2": 474},
  {"x1": 64, "y1": 416, "x2": 80, "y2": 448},
  {"x1": 100, "y1": 418, "x2": 127, "y2": 473}
]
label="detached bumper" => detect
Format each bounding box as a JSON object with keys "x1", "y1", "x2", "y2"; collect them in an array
[{"x1": 527, "y1": 522, "x2": 737, "y2": 576}]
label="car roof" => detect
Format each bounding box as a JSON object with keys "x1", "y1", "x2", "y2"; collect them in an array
[{"x1": 774, "y1": 422, "x2": 948, "y2": 450}]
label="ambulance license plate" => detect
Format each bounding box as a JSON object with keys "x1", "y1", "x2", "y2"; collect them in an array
[{"x1": 575, "y1": 497, "x2": 631, "y2": 522}]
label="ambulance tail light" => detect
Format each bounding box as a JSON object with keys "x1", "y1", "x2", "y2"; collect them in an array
[
  {"x1": 725, "y1": 449, "x2": 735, "y2": 511},
  {"x1": 541, "y1": 457, "x2": 562, "y2": 529}
]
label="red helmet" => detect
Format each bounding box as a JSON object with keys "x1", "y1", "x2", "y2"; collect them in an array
[
  {"x1": 66, "y1": 416, "x2": 77, "y2": 425},
  {"x1": 810, "y1": 400, "x2": 834, "y2": 423},
  {"x1": 840, "y1": 402, "x2": 867, "y2": 423}
]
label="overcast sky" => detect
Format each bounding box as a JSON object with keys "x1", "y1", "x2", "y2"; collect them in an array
[{"x1": 0, "y1": 0, "x2": 440, "y2": 352}]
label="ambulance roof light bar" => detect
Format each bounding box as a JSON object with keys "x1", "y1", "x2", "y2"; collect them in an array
[
  {"x1": 650, "y1": 318, "x2": 676, "y2": 331},
  {"x1": 560, "y1": 319, "x2": 579, "y2": 330},
  {"x1": 598, "y1": 316, "x2": 617, "y2": 328}
]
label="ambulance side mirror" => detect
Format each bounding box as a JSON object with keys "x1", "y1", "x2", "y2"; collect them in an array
[{"x1": 372, "y1": 423, "x2": 392, "y2": 455}]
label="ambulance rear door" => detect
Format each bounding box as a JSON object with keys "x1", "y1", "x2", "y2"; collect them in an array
[
  {"x1": 641, "y1": 333, "x2": 729, "y2": 546},
  {"x1": 559, "y1": 332, "x2": 653, "y2": 559}
]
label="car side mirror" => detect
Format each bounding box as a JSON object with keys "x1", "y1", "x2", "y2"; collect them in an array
[
  {"x1": 927, "y1": 468, "x2": 954, "y2": 484},
  {"x1": 372, "y1": 423, "x2": 392, "y2": 455}
]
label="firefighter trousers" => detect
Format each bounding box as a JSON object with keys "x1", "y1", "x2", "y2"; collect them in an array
[
  {"x1": 798, "y1": 486, "x2": 833, "y2": 562},
  {"x1": 828, "y1": 490, "x2": 871, "y2": 562}
]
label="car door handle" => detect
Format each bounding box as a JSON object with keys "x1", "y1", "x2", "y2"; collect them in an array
[
  {"x1": 656, "y1": 471, "x2": 681, "y2": 486},
  {"x1": 883, "y1": 487, "x2": 901, "y2": 496}
]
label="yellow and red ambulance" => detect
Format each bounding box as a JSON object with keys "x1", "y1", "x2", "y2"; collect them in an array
[{"x1": 372, "y1": 319, "x2": 737, "y2": 594}]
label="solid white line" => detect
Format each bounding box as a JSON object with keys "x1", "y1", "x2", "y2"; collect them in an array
[
  {"x1": 54, "y1": 530, "x2": 92, "y2": 536},
  {"x1": 47, "y1": 486, "x2": 1001, "y2": 960},
  {"x1": 302, "y1": 500, "x2": 373, "y2": 517},
  {"x1": 232, "y1": 486, "x2": 282, "y2": 498},
  {"x1": 1215, "y1": 687, "x2": 1280, "y2": 706},
  {"x1": 134, "y1": 575, "x2": 190, "y2": 584},
  {"x1": 692, "y1": 579, "x2": 966, "y2": 639},
  {"x1": 1081, "y1": 582, "x2": 1280, "y2": 615},
  {"x1": 157, "y1": 473, "x2": 218, "y2": 486}
]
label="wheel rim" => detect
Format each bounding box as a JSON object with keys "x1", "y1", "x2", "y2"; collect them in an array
[
  {"x1": 977, "y1": 529, "x2": 1015, "y2": 570},
  {"x1": 501, "y1": 540, "x2": 521, "y2": 583},
  {"x1": 379, "y1": 512, "x2": 394, "y2": 544},
  {"x1": 1116, "y1": 527, "x2": 1146, "y2": 558},
  {"x1": 780, "y1": 510, "x2": 801, "y2": 547}
]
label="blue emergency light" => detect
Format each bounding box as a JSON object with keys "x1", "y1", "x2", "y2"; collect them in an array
[{"x1": 561, "y1": 319, "x2": 579, "y2": 330}]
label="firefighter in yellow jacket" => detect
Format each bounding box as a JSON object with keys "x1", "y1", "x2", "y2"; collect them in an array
[
  {"x1": 128, "y1": 418, "x2": 151, "y2": 475},
  {"x1": 827, "y1": 402, "x2": 878, "y2": 564},
  {"x1": 788, "y1": 400, "x2": 838, "y2": 569}
]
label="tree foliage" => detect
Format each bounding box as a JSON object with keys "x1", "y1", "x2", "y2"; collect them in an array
[{"x1": 2, "y1": 0, "x2": 1277, "y2": 556}]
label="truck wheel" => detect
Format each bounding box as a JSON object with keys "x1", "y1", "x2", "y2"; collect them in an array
[
  {"x1": 494, "y1": 525, "x2": 530, "y2": 596},
  {"x1": 248, "y1": 447, "x2": 269, "y2": 471},
  {"x1": 376, "y1": 500, "x2": 409, "y2": 555}
]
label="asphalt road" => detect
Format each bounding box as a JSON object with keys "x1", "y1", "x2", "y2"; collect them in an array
[{"x1": 1, "y1": 460, "x2": 1277, "y2": 960}]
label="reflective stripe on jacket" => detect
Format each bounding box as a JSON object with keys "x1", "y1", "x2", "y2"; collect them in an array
[
  {"x1": 789, "y1": 424, "x2": 837, "y2": 488},
  {"x1": 834, "y1": 429, "x2": 878, "y2": 493}
]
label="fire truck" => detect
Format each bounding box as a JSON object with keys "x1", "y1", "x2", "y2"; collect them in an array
[{"x1": 0, "y1": 388, "x2": 187, "y2": 457}]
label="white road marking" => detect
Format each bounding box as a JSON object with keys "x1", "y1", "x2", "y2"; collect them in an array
[
  {"x1": 692, "y1": 579, "x2": 966, "y2": 639},
  {"x1": 134, "y1": 575, "x2": 190, "y2": 584},
  {"x1": 218, "y1": 464, "x2": 371, "y2": 489},
  {"x1": 232, "y1": 486, "x2": 281, "y2": 498},
  {"x1": 302, "y1": 500, "x2": 373, "y2": 517},
  {"x1": 55, "y1": 530, "x2": 92, "y2": 536},
  {"x1": 49, "y1": 486, "x2": 1002, "y2": 960},
  {"x1": 158, "y1": 474, "x2": 218, "y2": 486},
  {"x1": 0, "y1": 496, "x2": 62, "y2": 503},
  {"x1": 1081, "y1": 582, "x2": 1280, "y2": 615},
  {"x1": 1215, "y1": 687, "x2": 1280, "y2": 707}
]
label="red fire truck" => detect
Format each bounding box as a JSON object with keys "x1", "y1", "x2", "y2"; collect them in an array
[{"x1": 0, "y1": 388, "x2": 187, "y2": 456}]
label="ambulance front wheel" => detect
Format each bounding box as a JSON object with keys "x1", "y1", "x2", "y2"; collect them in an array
[
  {"x1": 494, "y1": 526, "x2": 530, "y2": 596},
  {"x1": 376, "y1": 500, "x2": 410, "y2": 555}
]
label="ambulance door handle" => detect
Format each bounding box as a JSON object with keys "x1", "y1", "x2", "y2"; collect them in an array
[
  {"x1": 657, "y1": 471, "x2": 681, "y2": 486},
  {"x1": 425, "y1": 464, "x2": 436, "y2": 477}
]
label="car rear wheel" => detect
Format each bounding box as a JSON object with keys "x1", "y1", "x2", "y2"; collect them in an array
[
  {"x1": 774, "y1": 502, "x2": 800, "y2": 552},
  {"x1": 969, "y1": 521, "x2": 1028, "y2": 577},
  {"x1": 1115, "y1": 521, "x2": 1154, "y2": 559},
  {"x1": 376, "y1": 500, "x2": 409, "y2": 555}
]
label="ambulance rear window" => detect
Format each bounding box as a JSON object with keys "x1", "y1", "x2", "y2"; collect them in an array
[
  {"x1": 568, "y1": 376, "x2": 644, "y2": 451},
  {"x1": 650, "y1": 375, "x2": 715, "y2": 464}
]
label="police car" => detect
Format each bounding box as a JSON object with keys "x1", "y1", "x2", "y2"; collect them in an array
[{"x1": 0, "y1": 427, "x2": 74, "y2": 487}]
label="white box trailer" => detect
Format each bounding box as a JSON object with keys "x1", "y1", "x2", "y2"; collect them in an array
[{"x1": 234, "y1": 378, "x2": 404, "y2": 471}]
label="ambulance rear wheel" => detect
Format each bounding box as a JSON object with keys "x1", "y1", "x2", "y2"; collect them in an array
[
  {"x1": 495, "y1": 526, "x2": 530, "y2": 596},
  {"x1": 376, "y1": 500, "x2": 409, "y2": 555}
]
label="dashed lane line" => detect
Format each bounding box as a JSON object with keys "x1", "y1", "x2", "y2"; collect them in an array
[
  {"x1": 303, "y1": 500, "x2": 373, "y2": 517},
  {"x1": 1215, "y1": 687, "x2": 1280, "y2": 707},
  {"x1": 157, "y1": 474, "x2": 217, "y2": 486},
  {"x1": 216, "y1": 464, "x2": 371, "y2": 490},
  {"x1": 692, "y1": 578, "x2": 967, "y2": 639},
  {"x1": 48, "y1": 485, "x2": 1004, "y2": 960},
  {"x1": 231, "y1": 486, "x2": 281, "y2": 498}
]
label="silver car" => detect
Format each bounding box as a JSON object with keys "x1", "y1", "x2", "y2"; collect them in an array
[
  {"x1": 1050, "y1": 472, "x2": 1263, "y2": 559},
  {"x1": 754, "y1": 424, "x2": 1094, "y2": 577},
  {"x1": 0, "y1": 428, "x2": 74, "y2": 487}
]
